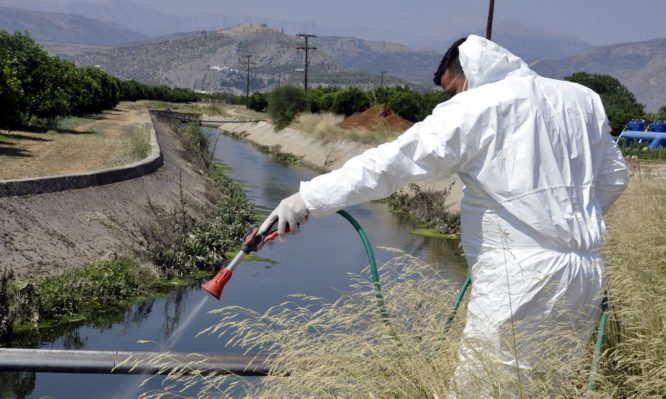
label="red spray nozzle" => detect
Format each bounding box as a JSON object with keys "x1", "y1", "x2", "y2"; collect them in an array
[
  {"x1": 201, "y1": 222, "x2": 291, "y2": 300},
  {"x1": 202, "y1": 268, "x2": 232, "y2": 300}
]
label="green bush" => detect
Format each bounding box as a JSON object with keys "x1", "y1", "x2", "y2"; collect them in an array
[
  {"x1": 37, "y1": 258, "x2": 144, "y2": 319},
  {"x1": 384, "y1": 183, "x2": 460, "y2": 235},
  {"x1": 268, "y1": 85, "x2": 307, "y2": 130},
  {"x1": 333, "y1": 87, "x2": 371, "y2": 116},
  {"x1": 248, "y1": 92, "x2": 268, "y2": 112}
]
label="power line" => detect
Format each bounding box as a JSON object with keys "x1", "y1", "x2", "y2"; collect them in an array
[{"x1": 297, "y1": 33, "x2": 317, "y2": 92}]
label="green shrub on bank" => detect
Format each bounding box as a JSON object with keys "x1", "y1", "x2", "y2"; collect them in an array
[
  {"x1": 268, "y1": 85, "x2": 307, "y2": 130},
  {"x1": 36, "y1": 258, "x2": 145, "y2": 319},
  {"x1": 248, "y1": 92, "x2": 268, "y2": 112},
  {"x1": 140, "y1": 162, "x2": 255, "y2": 278},
  {"x1": 383, "y1": 183, "x2": 460, "y2": 236}
]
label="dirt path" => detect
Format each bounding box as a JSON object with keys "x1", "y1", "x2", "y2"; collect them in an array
[{"x1": 0, "y1": 115, "x2": 215, "y2": 279}]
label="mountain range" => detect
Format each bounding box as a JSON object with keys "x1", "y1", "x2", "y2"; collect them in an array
[
  {"x1": 0, "y1": 4, "x2": 664, "y2": 111},
  {"x1": 0, "y1": 6, "x2": 147, "y2": 46}
]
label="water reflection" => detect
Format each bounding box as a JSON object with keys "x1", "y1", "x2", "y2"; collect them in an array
[{"x1": 0, "y1": 372, "x2": 35, "y2": 399}]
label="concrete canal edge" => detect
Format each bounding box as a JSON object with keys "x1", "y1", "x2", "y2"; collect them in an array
[{"x1": 0, "y1": 111, "x2": 163, "y2": 198}]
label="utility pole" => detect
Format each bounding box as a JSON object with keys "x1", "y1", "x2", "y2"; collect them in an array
[
  {"x1": 380, "y1": 71, "x2": 387, "y2": 88},
  {"x1": 244, "y1": 54, "x2": 256, "y2": 107},
  {"x1": 297, "y1": 33, "x2": 317, "y2": 92},
  {"x1": 486, "y1": 0, "x2": 495, "y2": 40}
]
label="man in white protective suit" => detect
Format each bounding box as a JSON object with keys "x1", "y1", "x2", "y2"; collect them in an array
[{"x1": 260, "y1": 35, "x2": 628, "y2": 395}]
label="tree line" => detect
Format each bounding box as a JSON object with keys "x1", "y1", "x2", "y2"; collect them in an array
[
  {"x1": 0, "y1": 31, "x2": 199, "y2": 128},
  {"x1": 247, "y1": 85, "x2": 447, "y2": 130},
  {"x1": 3, "y1": 30, "x2": 660, "y2": 135},
  {"x1": 249, "y1": 72, "x2": 663, "y2": 135}
]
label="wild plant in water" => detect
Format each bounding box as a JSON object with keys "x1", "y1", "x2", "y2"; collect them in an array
[{"x1": 385, "y1": 183, "x2": 460, "y2": 235}]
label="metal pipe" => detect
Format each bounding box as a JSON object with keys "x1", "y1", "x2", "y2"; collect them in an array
[{"x1": 0, "y1": 348, "x2": 269, "y2": 376}]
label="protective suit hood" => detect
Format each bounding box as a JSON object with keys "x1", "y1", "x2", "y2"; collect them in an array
[{"x1": 459, "y1": 35, "x2": 536, "y2": 89}]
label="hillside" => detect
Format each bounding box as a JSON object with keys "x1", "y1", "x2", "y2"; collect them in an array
[
  {"x1": 67, "y1": 24, "x2": 418, "y2": 92},
  {"x1": 0, "y1": 6, "x2": 147, "y2": 46},
  {"x1": 36, "y1": 18, "x2": 663, "y2": 111},
  {"x1": 316, "y1": 36, "x2": 440, "y2": 88},
  {"x1": 532, "y1": 38, "x2": 666, "y2": 112}
]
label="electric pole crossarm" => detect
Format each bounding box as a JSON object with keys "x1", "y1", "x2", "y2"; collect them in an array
[{"x1": 297, "y1": 33, "x2": 317, "y2": 92}]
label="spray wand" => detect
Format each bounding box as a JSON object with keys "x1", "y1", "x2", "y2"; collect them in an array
[{"x1": 202, "y1": 220, "x2": 287, "y2": 300}]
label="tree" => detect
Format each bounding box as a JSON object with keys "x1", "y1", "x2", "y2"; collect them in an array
[
  {"x1": 333, "y1": 87, "x2": 371, "y2": 116},
  {"x1": 565, "y1": 72, "x2": 644, "y2": 134},
  {"x1": 0, "y1": 31, "x2": 52, "y2": 126},
  {"x1": 268, "y1": 85, "x2": 307, "y2": 130},
  {"x1": 25, "y1": 57, "x2": 74, "y2": 121},
  {"x1": 248, "y1": 92, "x2": 268, "y2": 112}
]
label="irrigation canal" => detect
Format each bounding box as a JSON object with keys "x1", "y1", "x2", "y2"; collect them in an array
[{"x1": 1, "y1": 128, "x2": 467, "y2": 398}]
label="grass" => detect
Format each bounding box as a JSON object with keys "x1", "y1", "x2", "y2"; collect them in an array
[
  {"x1": 121, "y1": 100, "x2": 228, "y2": 117},
  {"x1": 381, "y1": 183, "x2": 461, "y2": 236},
  {"x1": 411, "y1": 227, "x2": 459, "y2": 240},
  {"x1": 54, "y1": 116, "x2": 90, "y2": 132},
  {"x1": 620, "y1": 143, "x2": 666, "y2": 161},
  {"x1": 292, "y1": 112, "x2": 403, "y2": 145},
  {"x1": 135, "y1": 252, "x2": 600, "y2": 398},
  {"x1": 0, "y1": 104, "x2": 151, "y2": 179},
  {"x1": 598, "y1": 167, "x2": 666, "y2": 397},
  {"x1": 124, "y1": 123, "x2": 152, "y2": 161}
]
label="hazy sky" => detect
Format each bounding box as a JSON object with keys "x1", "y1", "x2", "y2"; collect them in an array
[{"x1": 48, "y1": 0, "x2": 666, "y2": 46}]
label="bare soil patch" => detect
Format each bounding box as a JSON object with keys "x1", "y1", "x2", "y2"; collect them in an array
[{"x1": 339, "y1": 104, "x2": 413, "y2": 132}]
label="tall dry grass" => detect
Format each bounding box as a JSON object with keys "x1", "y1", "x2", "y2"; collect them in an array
[
  {"x1": 599, "y1": 164, "x2": 666, "y2": 397},
  {"x1": 293, "y1": 112, "x2": 403, "y2": 145}
]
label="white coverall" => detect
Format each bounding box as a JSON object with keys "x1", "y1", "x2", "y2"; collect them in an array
[{"x1": 299, "y1": 35, "x2": 628, "y2": 393}]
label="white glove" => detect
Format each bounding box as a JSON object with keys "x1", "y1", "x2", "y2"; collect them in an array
[{"x1": 259, "y1": 193, "x2": 309, "y2": 239}]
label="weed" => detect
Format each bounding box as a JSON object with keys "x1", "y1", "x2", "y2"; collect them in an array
[
  {"x1": 36, "y1": 258, "x2": 146, "y2": 320},
  {"x1": 139, "y1": 165, "x2": 254, "y2": 278},
  {"x1": 0, "y1": 268, "x2": 17, "y2": 341},
  {"x1": 600, "y1": 168, "x2": 666, "y2": 397},
  {"x1": 620, "y1": 143, "x2": 666, "y2": 161},
  {"x1": 124, "y1": 123, "x2": 151, "y2": 160},
  {"x1": 382, "y1": 183, "x2": 461, "y2": 236}
]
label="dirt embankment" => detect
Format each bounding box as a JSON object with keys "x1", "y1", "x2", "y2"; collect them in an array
[{"x1": 0, "y1": 114, "x2": 215, "y2": 279}]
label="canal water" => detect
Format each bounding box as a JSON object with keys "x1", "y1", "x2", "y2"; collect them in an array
[{"x1": 2, "y1": 129, "x2": 467, "y2": 398}]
